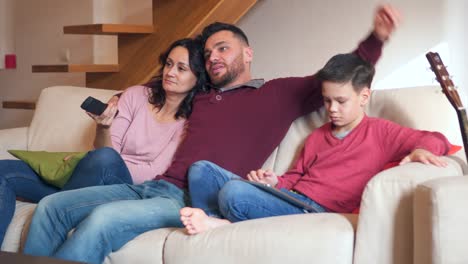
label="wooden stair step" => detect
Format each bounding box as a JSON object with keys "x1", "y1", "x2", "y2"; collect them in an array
[
  {"x1": 32, "y1": 64, "x2": 119, "y2": 73},
  {"x1": 3, "y1": 101, "x2": 36, "y2": 110},
  {"x1": 64, "y1": 24, "x2": 154, "y2": 35}
]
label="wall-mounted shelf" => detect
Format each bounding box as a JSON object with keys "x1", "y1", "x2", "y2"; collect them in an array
[{"x1": 3, "y1": 101, "x2": 36, "y2": 110}]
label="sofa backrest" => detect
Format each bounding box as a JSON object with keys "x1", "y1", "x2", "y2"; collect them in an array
[
  {"x1": 28, "y1": 85, "x2": 461, "y2": 175},
  {"x1": 262, "y1": 85, "x2": 463, "y2": 175},
  {"x1": 28, "y1": 86, "x2": 117, "y2": 152}
]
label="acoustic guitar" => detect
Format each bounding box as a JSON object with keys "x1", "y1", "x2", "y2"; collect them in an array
[{"x1": 426, "y1": 51, "x2": 468, "y2": 160}]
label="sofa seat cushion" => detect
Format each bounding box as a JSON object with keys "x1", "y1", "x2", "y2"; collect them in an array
[
  {"x1": 28, "y1": 86, "x2": 117, "y2": 152},
  {"x1": 163, "y1": 213, "x2": 357, "y2": 264},
  {"x1": 103, "y1": 228, "x2": 177, "y2": 264},
  {"x1": 1, "y1": 201, "x2": 36, "y2": 252}
]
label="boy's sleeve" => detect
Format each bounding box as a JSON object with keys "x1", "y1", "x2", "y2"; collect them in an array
[
  {"x1": 275, "y1": 131, "x2": 319, "y2": 189},
  {"x1": 380, "y1": 119, "x2": 451, "y2": 161},
  {"x1": 275, "y1": 147, "x2": 306, "y2": 190}
]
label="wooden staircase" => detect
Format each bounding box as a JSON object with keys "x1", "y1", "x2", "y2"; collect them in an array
[{"x1": 3, "y1": 0, "x2": 257, "y2": 110}]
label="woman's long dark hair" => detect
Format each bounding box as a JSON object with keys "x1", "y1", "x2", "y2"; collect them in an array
[{"x1": 145, "y1": 38, "x2": 208, "y2": 119}]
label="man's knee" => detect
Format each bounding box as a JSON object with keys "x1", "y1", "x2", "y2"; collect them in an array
[
  {"x1": 188, "y1": 160, "x2": 216, "y2": 183},
  {"x1": 34, "y1": 194, "x2": 63, "y2": 219},
  {"x1": 218, "y1": 181, "x2": 250, "y2": 207},
  {"x1": 218, "y1": 181, "x2": 253, "y2": 221},
  {"x1": 84, "y1": 204, "x2": 121, "y2": 233}
]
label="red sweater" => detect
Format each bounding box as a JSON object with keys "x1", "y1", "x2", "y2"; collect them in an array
[
  {"x1": 156, "y1": 33, "x2": 383, "y2": 189},
  {"x1": 276, "y1": 116, "x2": 450, "y2": 213}
]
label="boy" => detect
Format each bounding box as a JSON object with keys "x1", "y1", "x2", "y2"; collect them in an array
[{"x1": 180, "y1": 53, "x2": 450, "y2": 234}]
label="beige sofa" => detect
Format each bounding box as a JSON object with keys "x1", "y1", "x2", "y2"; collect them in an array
[
  {"x1": 0, "y1": 85, "x2": 465, "y2": 264},
  {"x1": 413, "y1": 176, "x2": 468, "y2": 264}
]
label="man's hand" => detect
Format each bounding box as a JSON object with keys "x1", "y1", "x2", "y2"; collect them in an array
[
  {"x1": 373, "y1": 4, "x2": 401, "y2": 42},
  {"x1": 399, "y1": 148, "x2": 448, "y2": 167},
  {"x1": 247, "y1": 169, "x2": 278, "y2": 187}
]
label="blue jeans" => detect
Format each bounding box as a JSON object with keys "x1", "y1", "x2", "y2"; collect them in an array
[
  {"x1": 23, "y1": 180, "x2": 187, "y2": 264},
  {"x1": 0, "y1": 147, "x2": 132, "y2": 246},
  {"x1": 188, "y1": 161, "x2": 327, "y2": 223}
]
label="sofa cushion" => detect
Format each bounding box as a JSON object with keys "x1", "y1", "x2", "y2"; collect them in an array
[
  {"x1": 103, "y1": 228, "x2": 177, "y2": 264},
  {"x1": 163, "y1": 214, "x2": 357, "y2": 264},
  {"x1": 366, "y1": 86, "x2": 462, "y2": 150},
  {"x1": 1, "y1": 202, "x2": 36, "y2": 252},
  {"x1": 262, "y1": 108, "x2": 328, "y2": 175},
  {"x1": 28, "y1": 86, "x2": 117, "y2": 152},
  {"x1": 0, "y1": 127, "x2": 28, "y2": 159}
]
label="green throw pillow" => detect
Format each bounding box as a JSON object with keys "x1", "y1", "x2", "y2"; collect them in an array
[{"x1": 8, "y1": 150, "x2": 87, "y2": 188}]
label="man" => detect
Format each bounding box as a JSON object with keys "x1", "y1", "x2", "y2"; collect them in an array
[{"x1": 23, "y1": 5, "x2": 400, "y2": 264}]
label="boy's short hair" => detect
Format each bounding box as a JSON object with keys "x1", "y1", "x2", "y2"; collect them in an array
[
  {"x1": 199, "y1": 22, "x2": 249, "y2": 47},
  {"x1": 317, "y1": 53, "x2": 375, "y2": 92}
]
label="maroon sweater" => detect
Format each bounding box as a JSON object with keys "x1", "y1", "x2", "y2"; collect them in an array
[
  {"x1": 276, "y1": 116, "x2": 450, "y2": 213},
  {"x1": 156, "y1": 33, "x2": 383, "y2": 189}
]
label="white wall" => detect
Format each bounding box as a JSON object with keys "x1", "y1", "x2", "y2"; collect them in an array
[
  {"x1": 92, "y1": 0, "x2": 151, "y2": 64},
  {"x1": 238, "y1": 0, "x2": 466, "y2": 104},
  {"x1": 445, "y1": 0, "x2": 468, "y2": 105},
  {"x1": 0, "y1": 0, "x2": 151, "y2": 129},
  {"x1": 0, "y1": 0, "x2": 465, "y2": 129},
  {"x1": 0, "y1": 0, "x2": 94, "y2": 129},
  {"x1": 0, "y1": 0, "x2": 92, "y2": 128},
  {"x1": 238, "y1": 0, "x2": 446, "y2": 87},
  {"x1": 239, "y1": 0, "x2": 377, "y2": 81},
  {"x1": 0, "y1": 0, "x2": 15, "y2": 69}
]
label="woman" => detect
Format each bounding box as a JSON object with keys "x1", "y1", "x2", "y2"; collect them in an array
[{"x1": 0, "y1": 38, "x2": 207, "y2": 245}]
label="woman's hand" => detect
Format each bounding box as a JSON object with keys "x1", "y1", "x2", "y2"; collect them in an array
[
  {"x1": 247, "y1": 169, "x2": 278, "y2": 187},
  {"x1": 86, "y1": 96, "x2": 120, "y2": 127}
]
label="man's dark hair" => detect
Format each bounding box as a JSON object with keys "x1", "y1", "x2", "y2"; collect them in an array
[
  {"x1": 317, "y1": 53, "x2": 375, "y2": 92},
  {"x1": 145, "y1": 38, "x2": 208, "y2": 119},
  {"x1": 199, "y1": 22, "x2": 249, "y2": 47}
]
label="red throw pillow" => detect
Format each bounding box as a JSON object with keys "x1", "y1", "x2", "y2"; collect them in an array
[{"x1": 448, "y1": 144, "x2": 462, "y2": 155}]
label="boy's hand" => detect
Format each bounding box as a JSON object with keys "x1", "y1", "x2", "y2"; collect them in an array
[
  {"x1": 247, "y1": 169, "x2": 278, "y2": 187},
  {"x1": 399, "y1": 148, "x2": 448, "y2": 167},
  {"x1": 373, "y1": 4, "x2": 401, "y2": 42}
]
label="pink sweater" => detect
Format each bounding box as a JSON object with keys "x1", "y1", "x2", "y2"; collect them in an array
[
  {"x1": 276, "y1": 115, "x2": 450, "y2": 213},
  {"x1": 110, "y1": 86, "x2": 185, "y2": 184}
]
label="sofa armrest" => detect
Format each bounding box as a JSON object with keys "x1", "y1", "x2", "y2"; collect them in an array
[
  {"x1": 354, "y1": 157, "x2": 463, "y2": 264},
  {"x1": 414, "y1": 176, "x2": 468, "y2": 264},
  {"x1": 0, "y1": 127, "x2": 28, "y2": 159}
]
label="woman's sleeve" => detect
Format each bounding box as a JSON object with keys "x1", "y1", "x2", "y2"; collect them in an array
[{"x1": 110, "y1": 86, "x2": 141, "y2": 152}]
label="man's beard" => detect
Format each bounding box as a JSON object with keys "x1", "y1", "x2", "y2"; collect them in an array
[{"x1": 211, "y1": 54, "x2": 245, "y2": 89}]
